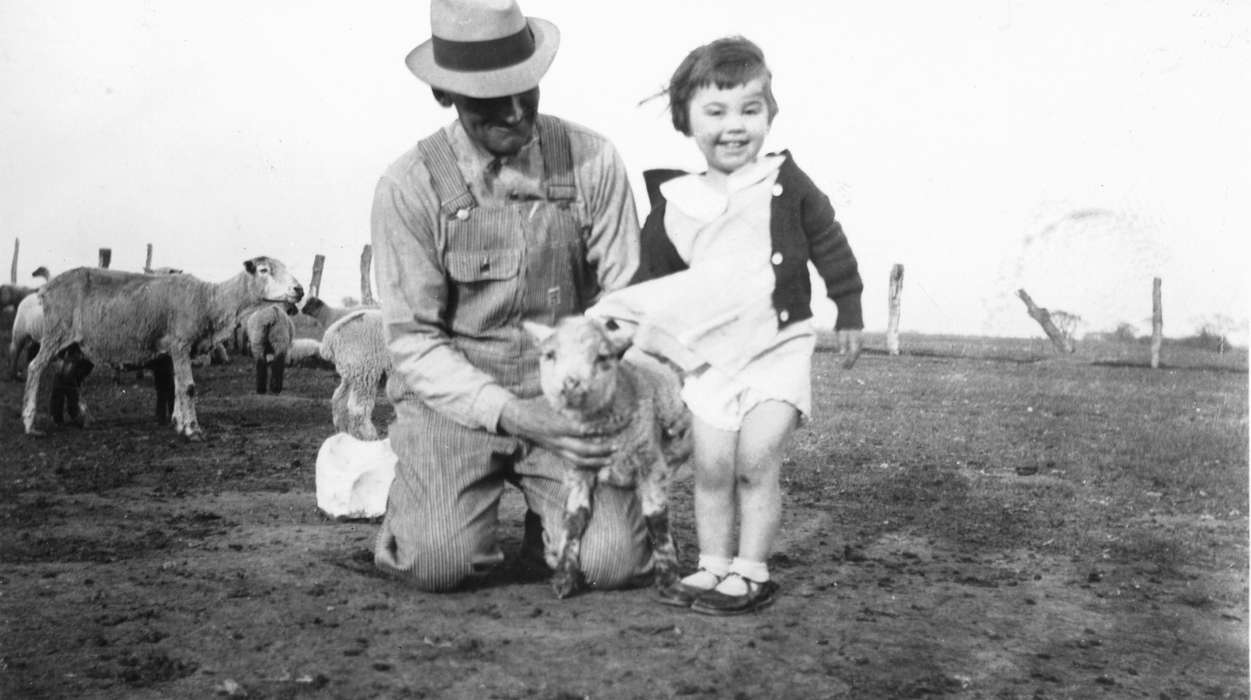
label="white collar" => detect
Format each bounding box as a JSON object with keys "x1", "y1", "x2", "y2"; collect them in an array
[{"x1": 660, "y1": 154, "x2": 786, "y2": 222}]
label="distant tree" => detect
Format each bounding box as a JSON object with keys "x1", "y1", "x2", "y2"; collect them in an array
[
  {"x1": 1111, "y1": 322, "x2": 1138, "y2": 343},
  {"x1": 1050, "y1": 310, "x2": 1083, "y2": 343}
]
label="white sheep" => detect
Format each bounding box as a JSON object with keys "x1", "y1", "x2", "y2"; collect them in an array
[
  {"x1": 22, "y1": 256, "x2": 303, "y2": 439},
  {"x1": 524, "y1": 315, "x2": 692, "y2": 599},
  {"x1": 319, "y1": 308, "x2": 390, "y2": 440},
  {"x1": 6, "y1": 266, "x2": 51, "y2": 377},
  {"x1": 286, "y1": 338, "x2": 334, "y2": 369},
  {"x1": 244, "y1": 303, "x2": 296, "y2": 394}
]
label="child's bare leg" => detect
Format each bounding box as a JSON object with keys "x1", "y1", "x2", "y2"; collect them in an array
[
  {"x1": 682, "y1": 417, "x2": 738, "y2": 587},
  {"x1": 724, "y1": 400, "x2": 797, "y2": 592}
]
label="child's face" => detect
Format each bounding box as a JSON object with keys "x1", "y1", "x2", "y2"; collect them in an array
[{"x1": 687, "y1": 78, "x2": 772, "y2": 176}]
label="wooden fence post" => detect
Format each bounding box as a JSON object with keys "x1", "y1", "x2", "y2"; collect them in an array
[
  {"x1": 144, "y1": 243, "x2": 154, "y2": 273},
  {"x1": 98, "y1": 248, "x2": 112, "y2": 269},
  {"x1": 10, "y1": 238, "x2": 18, "y2": 284},
  {"x1": 886, "y1": 263, "x2": 904, "y2": 356},
  {"x1": 1016, "y1": 288, "x2": 1075, "y2": 354},
  {"x1": 309, "y1": 254, "x2": 325, "y2": 299},
  {"x1": 1150, "y1": 277, "x2": 1163, "y2": 369},
  {"x1": 360, "y1": 244, "x2": 375, "y2": 306}
]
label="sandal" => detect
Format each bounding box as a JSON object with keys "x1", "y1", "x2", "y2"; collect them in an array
[
  {"x1": 689, "y1": 573, "x2": 779, "y2": 616},
  {"x1": 656, "y1": 569, "x2": 724, "y2": 608}
]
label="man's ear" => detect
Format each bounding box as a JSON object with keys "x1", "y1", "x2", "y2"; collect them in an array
[
  {"x1": 522, "y1": 320, "x2": 555, "y2": 344},
  {"x1": 431, "y1": 88, "x2": 455, "y2": 108}
]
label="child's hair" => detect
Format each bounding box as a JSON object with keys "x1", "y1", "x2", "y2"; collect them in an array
[{"x1": 667, "y1": 36, "x2": 779, "y2": 136}]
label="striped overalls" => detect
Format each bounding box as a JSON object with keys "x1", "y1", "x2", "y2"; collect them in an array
[{"x1": 374, "y1": 116, "x2": 653, "y2": 591}]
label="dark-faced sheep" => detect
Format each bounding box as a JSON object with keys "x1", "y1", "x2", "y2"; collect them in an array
[
  {"x1": 524, "y1": 315, "x2": 692, "y2": 599},
  {"x1": 22, "y1": 256, "x2": 303, "y2": 439},
  {"x1": 319, "y1": 308, "x2": 390, "y2": 440}
]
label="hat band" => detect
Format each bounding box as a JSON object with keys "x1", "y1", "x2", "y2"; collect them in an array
[{"x1": 432, "y1": 26, "x2": 536, "y2": 72}]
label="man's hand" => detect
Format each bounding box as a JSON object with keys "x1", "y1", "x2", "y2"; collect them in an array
[
  {"x1": 499, "y1": 396, "x2": 614, "y2": 469},
  {"x1": 836, "y1": 329, "x2": 863, "y2": 370}
]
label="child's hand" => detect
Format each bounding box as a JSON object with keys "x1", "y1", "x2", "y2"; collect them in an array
[{"x1": 836, "y1": 329, "x2": 863, "y2": 369}]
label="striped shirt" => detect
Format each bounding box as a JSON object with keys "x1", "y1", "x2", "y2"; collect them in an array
[{"x1": 371, "y1": 117, "x2": 640, "y2": 432}]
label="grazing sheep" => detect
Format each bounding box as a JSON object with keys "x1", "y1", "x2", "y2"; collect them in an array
[
  {"x1": 8, "y1": 293, "x2": 44, "y2": 380},
  {"x1": 1, "y1": 265, "x2": 50, "y2": 317},
  {"x1": 244, "y1": 303, "x2": 296, "y2": 394},
  {"x1": 319, "y1": 308, "x2": 390, "y2": 440},
  {"x1": 524, "y1": 315, "x2": 692, "y2": 599},
  {"x1": 22, "y1": 256, "x2": 303, "y2": 439}
]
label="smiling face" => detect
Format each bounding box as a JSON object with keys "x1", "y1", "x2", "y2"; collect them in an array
[
  {"x1": 444, "y1": 87, "x2": 540, "y2": 158},
  {"x1": 687, "y1": 78, "x2": 772, "y2": 177}
]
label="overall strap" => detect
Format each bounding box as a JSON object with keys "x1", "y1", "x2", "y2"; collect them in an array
[
  {"x1": 536, "y1": 115, "x2": 577, "y2": 203},
  {"x1": 417, "y1": 128, "x2": 477, "y2": 219}
]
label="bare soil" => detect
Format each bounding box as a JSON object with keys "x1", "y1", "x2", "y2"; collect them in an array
[{"x1": 1, "y1": 330, "x2": 1247, "y2": 699}]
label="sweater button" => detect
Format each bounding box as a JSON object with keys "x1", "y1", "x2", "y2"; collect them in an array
[
  {"x1": 772, "y1": 183, "x2": 784, "y2": 197},
  {"x1": 779, "y1": 310, "x2": 790, "y2": 322},
  {"x1": 455, "y1": 208, "x2": 470, "y2": 220},
  {"x1": 771, "y1": 251, "x2": 783, "y2": 265}
]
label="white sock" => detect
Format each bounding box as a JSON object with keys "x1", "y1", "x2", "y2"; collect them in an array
[
  {"x1": 715, "y1": 558, "x2": 770, "y2": 596},
  {"x1": 680, "y1": 554, "x2": 731, "y2": 590}
]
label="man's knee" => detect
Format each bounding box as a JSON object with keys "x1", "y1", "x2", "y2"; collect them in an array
[
  {"x1": 374, "y1": 523, "x2": 500, "y2": 593},
  {"x1": 576, "y1": 521, "x2": 651, "y2": 590}
]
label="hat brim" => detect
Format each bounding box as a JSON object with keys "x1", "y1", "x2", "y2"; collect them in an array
[{"x1": 406, "y1": 17, "x2": 560, "y2": 99}]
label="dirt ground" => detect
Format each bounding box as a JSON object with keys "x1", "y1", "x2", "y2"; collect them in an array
[{"x1": 1, "y1": 330, "x2": 1247, "y2": 699}]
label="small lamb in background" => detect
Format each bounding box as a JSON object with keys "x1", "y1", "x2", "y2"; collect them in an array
[{"x1": 524, "y1": 315, "x2": 692, "y2": 599}]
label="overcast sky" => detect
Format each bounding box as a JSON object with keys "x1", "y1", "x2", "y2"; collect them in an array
[{"x1": 1, "y1": 0, "x2": 1247, "y2": 339}]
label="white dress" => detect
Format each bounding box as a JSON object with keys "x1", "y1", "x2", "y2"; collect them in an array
[{"x1": 589, "y1": 154, "x2": 816, "y2": 423}]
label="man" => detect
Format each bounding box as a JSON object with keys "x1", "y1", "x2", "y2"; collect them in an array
[{"x1": 371, "y1": 0, "x2": 649, "y2": 592}]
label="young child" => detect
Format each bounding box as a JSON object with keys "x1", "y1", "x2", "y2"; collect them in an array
[{"x1": 589, "y1": 36, "x2": 864, "y2": 615}]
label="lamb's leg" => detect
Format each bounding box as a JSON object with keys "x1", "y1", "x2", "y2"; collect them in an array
[
  {"x1": 551, "y1": 470, "x2": 596, "y2": 599},
  {"x1": 254, "y1": 357, "x2": 269, "y2": 394},
  {"x1": 638, "y1": 472, "x2": 679, "y2": 588},
  {"x1": 170, "y1": 353, "x2": 203, "y2": 441},
  {"x1": 22, "y1": 342, "x2": 54, "y2": 435},
  {"x1": 268, "y1": 353, "x2": 286, "y2": 394},
  {"x1": 330, "y1": 378, "x2": 349, "y2": 434},
  {"x1": 57, "y1": 354, "x2": 94, "y2": 428},
  {"x1": 346, "y1": 377, "x2": 378, "y2": 440},
  {"x1": 151, "y1": 356, "x2": 175, "y2": 425}
]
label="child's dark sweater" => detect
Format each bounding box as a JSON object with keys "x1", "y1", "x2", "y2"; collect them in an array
[{"x1": 634, "y1": 151, "x2": 864, "y2": 331}]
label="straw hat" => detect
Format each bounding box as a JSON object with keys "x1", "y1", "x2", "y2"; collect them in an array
[{"x1": 406, "y1": 0, "x2": 560, "y2": 98}]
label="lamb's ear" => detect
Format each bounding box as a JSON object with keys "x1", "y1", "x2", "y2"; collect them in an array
[
  {"x1": 522, "y1": 320, "x2": 555, "y2": 344},
  {"x1": 598, "y1": 317, "x2": 635, "y2": 358},
  {"x1": 243, "y1": 258, "x2": 257, "y2": 274}
]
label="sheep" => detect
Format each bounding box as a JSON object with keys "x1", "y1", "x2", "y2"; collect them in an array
[
  {"x1": 244, "y1": 303, "x2": 297, "y2": 394},
  {"x1": 1, "y1": 266, "x2": 50, "y2": 318},
  {"x1": 22, "y1": 256, "x2": 303, "y2": 439},
  {"x1": 319, "y1": 308, "x2": 390, "y2": 440},
  {"x1": 286, "y1": 338, "x2": 334, "y2": 369},
  {"x1": 524, "y1": 315, "x2": 692, "y2": 599},
  {"x1": 299, "y1": 295, "x2": 367, "y2": 330}
]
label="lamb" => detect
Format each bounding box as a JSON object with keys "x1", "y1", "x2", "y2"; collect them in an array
[
  {"x1": 244, "y1": 303, "x2": 297, "y2": 394},
  {"x1": 286, "y1": 338, "x2": 334, "y2": 369},
  {"x1": 319, "y1": 308, "x2": 390, "y2": 440},
  {"x1": 299, "y1": 295, "x2": 367, "y2": 329},
  {"x1": 524, "y1": 315, "x2": 692, "y2": 599},
  {"x1": 22, "y1": 256, "x2": 303, "y2": 439}
]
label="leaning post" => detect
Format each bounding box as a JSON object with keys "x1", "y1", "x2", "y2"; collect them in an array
[
  {"x1": 1016, "y1": 288, "x2": 1074, "y2": 354},
  {"x1": 886, "y1": 263, "x2": 904, "y2": 356},
  {"x1": 144, "y1": 243, "x2": 154, "y2": 273},
  {"x1": 98, "y1": 248, "x2": 112, "y2": 269},
  {"x1": 1150, "y1": 277, "x2": 1163, "y2": 369},
  {"x1": 360, "y1": 244, "x2": 375, "y2": 306},
  {"x1": 310, "y1": 254, "x2": 325, "y2": 299},
  {"x1": 10, "y1": 238, "x2": 18, "y2": 284}
]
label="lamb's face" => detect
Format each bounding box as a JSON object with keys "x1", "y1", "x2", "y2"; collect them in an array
[
  {"x1": 526, "y1": 317, "x2": 626, "y2": 417},
  {"x1": 245, "y1": 256, "x2": 304, "y2": 304}
]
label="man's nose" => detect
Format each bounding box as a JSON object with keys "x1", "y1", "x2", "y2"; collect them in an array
[{"x1": 500, "y1": 96, "x2": 525, "y2": 125}]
